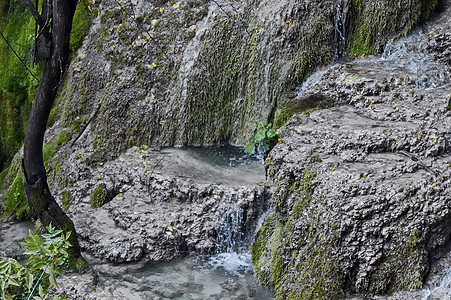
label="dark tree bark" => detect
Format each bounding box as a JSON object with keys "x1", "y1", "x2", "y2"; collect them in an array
[{"x1": 22, "y1": 0, "x2": 81, "y2": 258}]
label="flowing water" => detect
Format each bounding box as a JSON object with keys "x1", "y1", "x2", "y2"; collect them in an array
[
  {"x1": 0, "y1": 145, "x2": 274, "y2": 299},
  {"x1": 334, "y1": 0, "x2": 346, "y2": 58},
  {"x1": 88, "y1": 145, "x2": 273, "y2": 299}
]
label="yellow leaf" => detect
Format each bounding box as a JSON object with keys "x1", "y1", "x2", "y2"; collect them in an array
[
  {"x1": 168, "y1": 225, "x2": 174, "y2": 232},
  {"x1": 146, "y1": 33, "x2": 151, "y2": 40},
  {"x1": 160, "y1": 7, "x2": 164, "y2": 12},
  {"x1": 151, "y1": 19, "x2": 158, "y2": 26},
  {"x1": 331, "y1": 168, "x2": 336, "y2": 172},
  {"x1": 428, "y1": 29, "x2": 438, "y2": 34},
  {"x1": 150, "y1": 62, "x2": 157, "y2": 67},
  {"x1": 213, "y1": 194, "x2": 220, "y2": 199},
  {"x1": 286, "y1": 21, "x2": 291, "y2": 27}
]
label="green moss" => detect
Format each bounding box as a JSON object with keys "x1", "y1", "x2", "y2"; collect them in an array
[
  {"x1": 42, "y1": 141, "x2": 57, "y2": 168},
  {"x1": 56, "y1": 131, "x2": 72, "y2": 146},
  {"x1": 70, "y1": 116, "x2": 87, "y2": 133},
  {"x1": 181, "y1": 15, "x2": 261, "y2": 145},
  {"x1": 0, "y1": 166, "x2": 9, "y2": 188},
  {"x1": 61, "y1": 190, "x2": 73, "y2": 211},
  {"x1": 0, "y1": 1, "x2": 42, "y2": 172},
  {"x1": 253, "y1": 218, "x2": 284, "y2": 286},
  {"x1": 346, "y1": 0, "x2": 438, "y2": 56},
  {"x1": 69, "y1": 0, "x2": 92, "y2": 59},
  {"x1": 283, "y1": 247, "x2": 342, "y2": 300},
  {"x1": 2, "y1": 171, "x2": 29, "y2": 220},
  {"x1": 90, "y1": 184, "x2": 107, "y2": 208},
  {"x1": 368, "y1": 229, "x2": 425, "y2": 294},
  {"x1": 291, "y1": 169, "x2": 315, "y2": 219},
  {"x1": 67, "y1": 256, "x2": 88, "y2": 272},
  {"x1": 251, "y1": 214, "x2": 274, "y2": 265}
]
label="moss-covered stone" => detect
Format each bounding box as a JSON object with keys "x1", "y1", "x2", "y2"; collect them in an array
[
  {"x1": 2, "y1": 170, "x2": 29, "y2": 220},
  {"x1": 274, "y1": 94, "x2": 335, "y2": 130},
  {"x1": 61, "y1": 190, "x2": 74, "y2": 211},
  {"x1": 252, "y1": 161, "x2": 345, "y2": 299},
  {"x1": 368, "y1": 229, "x2": 426, "y2": 294},
  {"x1": 346, "y1": 0, "x2": 438, "y2": 56},
  {"x1": 90, "y1": 184, "x2": 107, "y2": 208}
]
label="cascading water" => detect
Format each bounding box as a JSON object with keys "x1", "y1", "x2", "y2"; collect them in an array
[
  {"x1": 334, "y1": 0, "x2": 346, "y2": 59},
  {"x1": 264, "y1": 19, "x2": 275, "y2": 103},
  {"x1": 85, "y1": 145, "x2": 274, "y2": 299}
]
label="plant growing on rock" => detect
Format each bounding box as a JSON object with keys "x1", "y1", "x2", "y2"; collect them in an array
[
  {"x1": 245, "y1": 120, "x2": 277, "y2": 154},
  {"x1": 0, "y1": 225, "x2": 71, "y2": 300}
]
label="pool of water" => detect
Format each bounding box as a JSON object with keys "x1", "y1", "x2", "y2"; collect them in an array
[
  {"x1": 87, "y1": 251, "x2": 275, "y2": 300},
  {"x1": 174, "y1": 144, "x2": 263, "y2": 168}
]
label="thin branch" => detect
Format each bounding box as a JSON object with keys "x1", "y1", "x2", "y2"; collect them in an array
[
  {"x1": 26, "y1": 264, "x2": 48, "y2": 300},
  {"x1": 211, "y1": 0, "x2": 251, "y2": 37},
  {"x1": 0, "y1": 30, "x2": 39, "y2": 81},
  {"x1": 114, "y1": 1, "x2": 170, "y2": 60},
  {"x1": 6, "y1": 198, "x2": 24, "y2": 222},
  {"x1": 21, "y1": 0, "x2": 45, "y2": 25}
]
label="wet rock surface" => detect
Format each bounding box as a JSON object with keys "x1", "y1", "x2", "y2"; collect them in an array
[
  {"x1": 253, "y1": 2, "x2": 451, "y2": 298},
  {"x1": 53, "y1": 145, "x2": 269, "y2": 262}
]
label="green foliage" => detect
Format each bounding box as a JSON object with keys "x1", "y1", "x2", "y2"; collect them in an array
[
  {"x1": 244, "y1": 120, "x2": 277, "y2": 154},
  {"x1": 0, "y1": 225, "x2": 71, "y2": 300},
  {"x1": 0, "y1": 1, "x2": 42, "y2": 172},
  {"x1": 0, "y1": 0, "x2": 91, "y2": 173}
]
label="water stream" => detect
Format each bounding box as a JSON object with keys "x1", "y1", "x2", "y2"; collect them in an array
[
  {"x1": 334, "y1": 0, "x2": 346, "y2": 58},
  {"x1": 0, "y1": 145, "x2": 274, "y2": 299}
]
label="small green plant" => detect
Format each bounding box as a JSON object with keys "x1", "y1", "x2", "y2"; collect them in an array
[
  {"x1": 245, "y1": 120, "x2": 277, "y2": 154},
  {"x1": 0, "y1": 224, "x2": 71, "y2": 300}
]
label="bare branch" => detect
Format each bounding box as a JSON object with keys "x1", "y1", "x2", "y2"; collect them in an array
[{"x1": 21, "y1": 0, "x2": 45, "y2": 25}]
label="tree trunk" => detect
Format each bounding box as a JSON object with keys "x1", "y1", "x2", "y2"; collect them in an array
[{"x1": 22, "y1": 0, "x2": 80, "y2": 258}]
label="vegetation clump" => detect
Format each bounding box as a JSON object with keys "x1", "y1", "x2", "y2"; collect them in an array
[
  {"x1": 245, "y1": 120, "x2": 277, "y2": 154},
  {"x1": 0, "y1": 225, "x2": 72, "y2": 300}
]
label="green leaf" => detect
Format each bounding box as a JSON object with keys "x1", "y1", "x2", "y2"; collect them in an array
[
  {"x1": 27, "y1": 272, "x2": 34, "y2": 290},
  {"x1": 267, "y1": 130, "x2": 276, "y2": 138},
  {"x1": 7, "y1": 278, "x2": 19, "y2": 287},
  {"x1": 38, "y1": 284, "x2": 45, "y2": 297},
  {"x1": 254, "y1": 130, "x2": 265, "y2": 141},
  {"x1": 244, "y1": 143, "x2": 255, "y2": 153},
  {"x1": 49, "y1": 273, "x2": 57, "y2": 288},
  {"x1": 259, "y1": 143, "x2": 269, "y2": 153}
]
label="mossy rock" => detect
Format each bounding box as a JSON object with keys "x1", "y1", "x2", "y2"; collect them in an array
[
  {"x1": 61, "y1": 190, "x2": 74, "y2": 211},
  {"x1": 2, "y1": 170, "x2": 29, "y2": 220},
  {"x1": 274, "y1": 94, "x2": 335, "y2": 130},
  {"x1": 90, "y1": 183, "x2": 108, "y2": 208}
]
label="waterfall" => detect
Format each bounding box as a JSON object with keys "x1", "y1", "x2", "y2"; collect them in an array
[
  {"x1": 334, "y1": 0, "x2": 345, "y2": 59},
  {"x1": 215, "y1": 201, "x2": 245, "y2": 253},
  {"x1": 264, "y1": 20, "x2": 274, "y2": 103}
]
